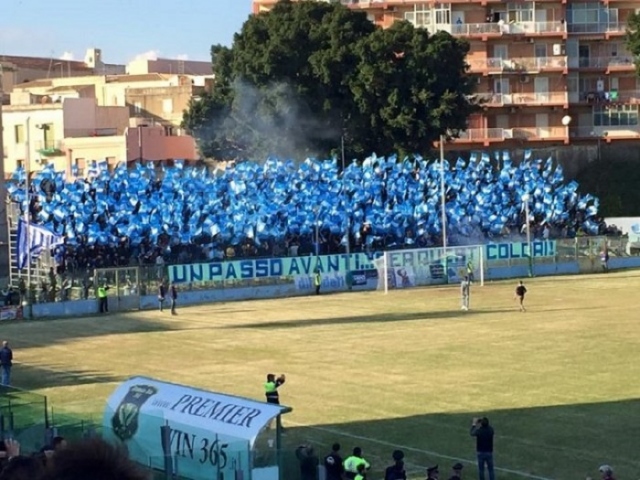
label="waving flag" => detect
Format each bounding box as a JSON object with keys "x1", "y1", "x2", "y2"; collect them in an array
[{"x1": 16, "y1": 219, "x2": 65, "y2": 270}]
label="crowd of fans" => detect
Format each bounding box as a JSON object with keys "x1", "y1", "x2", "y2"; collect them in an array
[
  {"x1": 8, "y1": 154, "x2": 605, "y2": 274},
  {"x1": 0, "y1": 437, "x2": 149, "y2": 480},
  {"x1": 0, "y1": 436, "x2": 618, "y2": 480}
]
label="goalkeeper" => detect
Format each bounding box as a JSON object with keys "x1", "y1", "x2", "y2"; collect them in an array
[
  {"x1": 265, "y1": 373, "x2": 286, "y2": 405},
  {"x1": 460, "y1": 275, "x2": 471, "y2": 311}
]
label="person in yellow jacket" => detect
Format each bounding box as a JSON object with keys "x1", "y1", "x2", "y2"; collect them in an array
[
  {"x1": 354, "y1": 463, "x2": 367, "y2": 480},
  {"x1": 344, "y1": 447, "x2": 370, "y2": 479},
  {"x1": 97, "y1": 285, "x2": 110, "y2": 313},
  {"x1": 314, "y1": 270, "x2": 321, "y2": 295}
]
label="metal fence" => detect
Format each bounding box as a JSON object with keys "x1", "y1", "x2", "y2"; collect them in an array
[{"x1": 6, "y1": 235, "x2": 636, "y2": 308}]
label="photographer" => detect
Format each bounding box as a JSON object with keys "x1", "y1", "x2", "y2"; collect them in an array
[{"x1": 470, "y1": 417, "x2": 494, "y2": 480}]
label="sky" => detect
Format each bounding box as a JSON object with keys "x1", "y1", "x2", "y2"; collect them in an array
[{"x1": 0, "y1": 0, "x2": 252, "y2": 64}]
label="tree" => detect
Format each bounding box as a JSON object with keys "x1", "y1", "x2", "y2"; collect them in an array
[
  {"x1": 626, "y1": 12, "x2": 640, "y2": 75},
  {"x1": 183, "y1": 0, "x2": 475, "y2": 161}
]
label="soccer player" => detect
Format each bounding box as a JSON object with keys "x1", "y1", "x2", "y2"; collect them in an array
[
  {"x1": 460, "y1": 276, "x2": 470, "y2": 311},
  {"x1": 514, "y1": 281, "x2": 527, "y2": 312}
]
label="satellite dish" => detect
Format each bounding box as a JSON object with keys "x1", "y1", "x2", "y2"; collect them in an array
[{"x1": 561, "y1": 115, "x2": 572, "y2": 126}]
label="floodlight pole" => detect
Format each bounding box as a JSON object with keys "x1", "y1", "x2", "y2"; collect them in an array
[
  {"x1": 440, "y1": 134, "x2": 447, "y2": 250},
  {"x1": 341, "y1": 135, "x2": 351, "y2": 278},
  {"x1": 25, "y1": 116, "x2": 33, "y2": 318},
  {"x1": 0, "y1": 65, "x2": 8, "y2": 278},
  {"x1": 523, "y1": 195, "x2": 533, "y2": 277}
]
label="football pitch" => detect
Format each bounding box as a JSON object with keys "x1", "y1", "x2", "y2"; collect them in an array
[{"x1": 3, "y1": 270, "x2": 640, "y2": 480}]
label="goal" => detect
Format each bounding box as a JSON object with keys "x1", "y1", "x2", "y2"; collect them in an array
[{"x1": 373, "y1": 245, "x2": 485, "y2": 294}]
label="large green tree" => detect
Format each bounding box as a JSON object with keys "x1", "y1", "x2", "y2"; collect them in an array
[
  {"x1": 626, "y1": 12, "x2": 640, "y2": 75},
  {"x1": 183, "y1": 0, "x2": 475, "y2": 161}
]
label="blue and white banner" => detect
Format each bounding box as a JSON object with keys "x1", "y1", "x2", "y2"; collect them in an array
[
  {"x1": 16, "y1": 219, "x2": 65, "y2": 270},
  {"x1": 485, "y1": 240, "x2": 556, "y2": 261},
  {"x1": 169, "y1": 252, "x2": 381, "y2": 284}
]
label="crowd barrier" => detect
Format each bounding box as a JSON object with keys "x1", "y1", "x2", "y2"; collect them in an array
[{"x1": 4, "y1": 236, "x2": 638, "y2": 320}]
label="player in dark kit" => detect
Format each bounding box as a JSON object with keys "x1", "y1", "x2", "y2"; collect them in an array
[{"x1": 514, "y1": 281, "x2": 527, "y2": 312}]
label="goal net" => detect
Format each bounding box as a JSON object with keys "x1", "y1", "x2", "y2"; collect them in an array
[{"x1": 373, "y1": 245, "x2": 485, "y2": 294}]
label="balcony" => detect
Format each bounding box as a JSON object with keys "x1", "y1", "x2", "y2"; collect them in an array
[
  {"x1": 570, "y1": 90, "x2": 640, "y2": 105},
  {"x1": 468, "y1": 56, "x2": 567, "y2": 74},
  {"x1": 478, "y1": 92, "x2": 568, "y2": 106},
  {"x1": 452, "y1": 21, "x2": 566, "y2": 37},
  {"x1": 35, "y1": 140, "x2": 65, "y2": 157},
  {"x1": 452, "y1": 126, "x2": 567, "y2": 143},
  {"x1": 571, "y1": 56, "x2": 635, "y2": 71},
  {"x1": 570, "y1": 126, "x2": 640, "y2": 139},
  {"x1": 567, "y1": 22, "x2": 627, "y2": 35}
]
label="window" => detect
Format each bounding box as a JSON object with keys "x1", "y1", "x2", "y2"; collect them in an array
[
  {"x1": 405, "y1": 5, "x2": 431, "y2": 28},
  {"x1": 507, "y1": 3, "x2": 533, "y2": 23},
  {"x1": 14, "y1": 125, "x2": 24, "y2": 144},
  {"x1": 567, "y1": 4, "x2": 612, "y2": 33},
  {"x1": 593, "y1": 105, "x2": 639, "y2": 126},
  {"x1": 534, "y1": 44, "x2": 547, "y2": 58},
  {"x1": 42, "y1": 124, "x2": 55, "y2": 149},
  {"x1": 74, "y1": 158, "x2": 85, "y2": 176},
  {"x1": 162, "y1": 99, "x2": 173, "y2": 114},
  {"x1": 134, "y1": 102, "x2": 142, "y2": 114}
]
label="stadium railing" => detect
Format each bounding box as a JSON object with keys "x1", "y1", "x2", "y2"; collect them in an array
[{"x1": 8, "y1": 235, "x2": 635, "y2": 307}]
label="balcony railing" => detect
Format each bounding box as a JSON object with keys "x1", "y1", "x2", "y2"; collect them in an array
[
  {"x1": 452, "y1": 21, "x2": 566, "y2": 36},
  {"x1": 454, "y1": 126, "x2": 567, "y2": 142},
  {"x1": 477, "y1": 92, "x2": 568, "y2": 106},
  {"x1": 570, "y1": 126, "x2": 640, "y2": 138},
  {"x1": 468, "y1": 56, "x2": 567, "y2": 73},
  {"x1": 571, "y1": 90, "x2": 640, "y2": 104},
  {"x1": 567, "y1": 22, "x2": 627, "y2": 34},
  {"x1": 35, "y1": 140, "x2": 64, "y2": 156},
  {"x1": 573, "y1": 56, "x2": 635, "y2": 69}
]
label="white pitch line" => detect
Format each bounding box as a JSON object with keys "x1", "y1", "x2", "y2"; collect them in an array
[{"x1": 287, "y1": 421, "x2": 554, "y2": 480}]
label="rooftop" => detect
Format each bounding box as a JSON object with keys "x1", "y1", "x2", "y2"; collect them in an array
[{"x1": 0, "y1": 55, "x2": 95, "y2": 74}]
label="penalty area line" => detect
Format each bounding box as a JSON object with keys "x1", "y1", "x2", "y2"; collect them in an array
[{"x1": 287, "y1": 421, "x2": 553, "y2": 480}]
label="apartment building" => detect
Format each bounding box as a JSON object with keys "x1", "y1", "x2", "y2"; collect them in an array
[
  {"x1": 2, "y1": 96, "x2": 198, "y2": 177},
  {"x1": 253, "y1": 0, "x2": 640, "y2": 149},
  {"x1": 10, "y1": 73, "x2": 213, "y2": 129}
]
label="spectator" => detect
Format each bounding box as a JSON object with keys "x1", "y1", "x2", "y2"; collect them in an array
[
  {"x1": 595, "y1": 465, "x2": 615, "y2": 480},
  {"x1": 449, "y1": 463, "x2": 464, "y2": 480},
  {"x1": 0, "y1": 341, "x2": 13, "y2": 386},
  {"x1": 324, "y1": 443, "x2": 344, "y2": 480},
  {"x1": 295, "y1": 445, "x2": 319, "y2": 480},
  {"x1": 384, "y1": 450, "x2": 406, "y2": 480},
  {"x1": 40, "y1": 438, "x2": 150, "y2": 480},
  {"x1": 426, "y1": 465, "x2": 439, "y2": 480},
  {"x1": 470, "y1": 417, "x2": 494, "y2": 480},
  {"x1": 0, "y1": 456, "x2": 45, "y2": 480},
  {"x1": 0, "y1": 439, "x2": 44, "y2": 480},
  {"x1": 40, "y1": 436, "x2": 67, "y2": 463}
]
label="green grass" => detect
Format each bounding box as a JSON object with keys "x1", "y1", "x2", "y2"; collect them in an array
[{"x1": 2, "y1": 271, "x2": 640, "y2": 480}]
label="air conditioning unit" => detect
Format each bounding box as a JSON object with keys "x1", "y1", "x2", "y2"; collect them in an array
[{"x1": 552, "y1": 44, "x2": 562, "y2": 56}]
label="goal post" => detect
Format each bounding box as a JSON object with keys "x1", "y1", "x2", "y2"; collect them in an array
[{"x1": 374, "y1": 245, "x2": 485, "y2": 294}]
